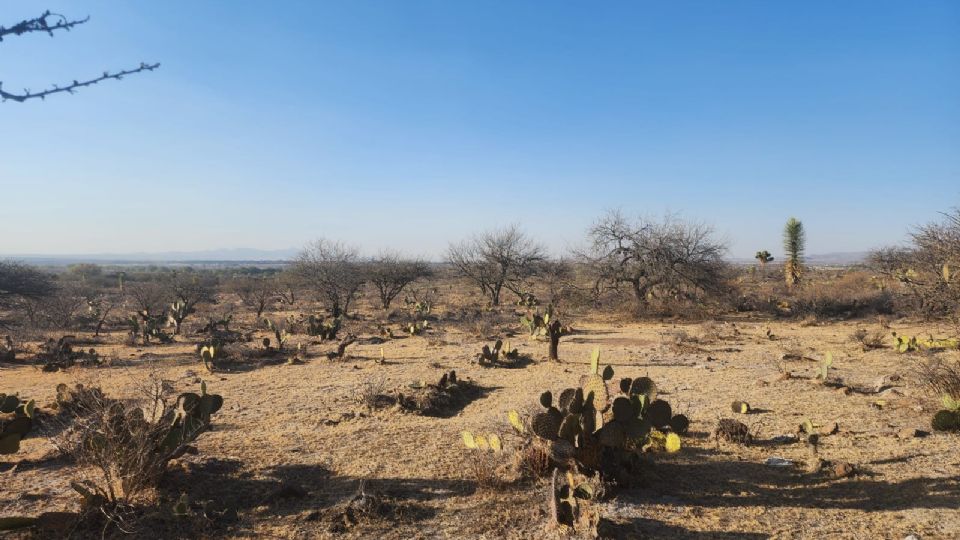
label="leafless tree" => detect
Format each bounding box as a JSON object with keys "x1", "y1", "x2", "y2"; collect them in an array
[
  {"x1": 125, "y1": 281, "x2": 168, "y2": 318},
  {"x1": 0, "y1": 260, "x2": 54, "y2": 307},
  {"x1": 367, "y1": 251, "x2": 432, "y2": 310},
  {"x1": 581, "y1": 211, "x2": 729, "y2": 308},
  {"x1": 292, "y1": 239, "x2": 366, "y2": 318},
  {"x1": 275, "y1": 271, "x2": 300, "y2": 306},
  {"x1": 229, "y1": 276, "x2": 278, "y2": 320},
  {"x1": 1, "y1": 10, "x2": 158, "y2": 103},
  {"x1": 870, "y1": 208, "x2": 960, "y2": 318},
  {"x1": 447, "y1": 225, "x2": 546, "y2": 306}
]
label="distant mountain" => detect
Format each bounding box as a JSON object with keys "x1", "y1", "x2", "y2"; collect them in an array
[
  {"x1": 729, "y1": 251, "x2": 868, "y2": 266},
  {"x1": 3, "y1": 248, "x2": 299, "y2": 265}
]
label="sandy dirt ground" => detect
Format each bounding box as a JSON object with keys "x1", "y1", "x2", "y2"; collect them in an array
[{"x1": 2, "y1": 313, "x2": 959, "y2": 539}]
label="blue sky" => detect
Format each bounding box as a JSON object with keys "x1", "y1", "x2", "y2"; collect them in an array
[{"x1": 1, "y1": 1, "x2": 958, "y2": 259}]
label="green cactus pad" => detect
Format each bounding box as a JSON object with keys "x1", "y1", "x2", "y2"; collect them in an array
[
  {"x1": 630, "y1": 377, "x2": 657, "y2": 401},
  {"x1": 580, "y1": 374, "x2": 609, "y2": 411},
  {"x1": 646, "y1": 399, "x2": 672, "y2": 428},
  {"x1": 669, "y1": 414, "x2": 690, "y2": 434},
  {"x1": 558, "y1": 388, "x2": 576, "y2": 411},
  {"x1": 931, "y1": 409, "x2": 960, "y2": 432},
  {"x1": 611, "y1": 397, "x2": 633, "y2": 423},
  {"x1": 539, "y1": 391, "x2": 553, "y2": 409},
  {"x1": 598, "y1": 422, "x2": 626, "y2": 447}
]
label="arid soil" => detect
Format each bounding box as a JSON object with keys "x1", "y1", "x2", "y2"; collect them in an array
[{"x1": 2, "y1": 312, "x2": 959, "y2": 539}]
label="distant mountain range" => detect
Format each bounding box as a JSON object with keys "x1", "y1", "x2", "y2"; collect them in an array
[
  {"x1": 730, "y1": 251, "x2": 868, "y2": 266},
  {"x1": 4, "y1": 248, "x2": 300, "y2": 265}
]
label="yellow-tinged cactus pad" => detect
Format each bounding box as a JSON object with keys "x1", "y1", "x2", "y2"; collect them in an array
[
  {"x1": 461, "y1": 431, "x2": 477, "y2": 449},
  {"x1": 665, "y1": 432, "x2": 681, "y2": 453},
  {"x1": 508, "y1": 410, "x2": 524, "y2": 433},
  {"x1": 489, "y1": 434, "x2": 502, "y2": 452},
  {"x1": 475, "y1": 435, "x2": 489, "y2": 450},
  {"x1": 590, "y1": 347, "x2": 600, "y2": 375}
]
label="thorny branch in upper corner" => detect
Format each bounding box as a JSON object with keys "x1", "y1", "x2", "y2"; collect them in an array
[{"x1": 0, "y1": 10, "x2": 159, "y2": 103}]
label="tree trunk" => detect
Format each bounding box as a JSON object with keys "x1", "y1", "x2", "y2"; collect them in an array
[{"x1": 549, "y1": 334, "x2": 559, "y2": 361}]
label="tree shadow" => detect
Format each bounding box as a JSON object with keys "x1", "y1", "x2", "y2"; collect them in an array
[
  {"x1": 637, "y1": 454, "x2": 960, "y2": 512},
  {"x1": 164, "y1": 457, "x2": 472, "y2": 531},
  {"x1": 598, "y1": 517, "x2": 769, "y2": 539}
]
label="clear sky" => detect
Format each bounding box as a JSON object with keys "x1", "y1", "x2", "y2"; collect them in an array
[{"x1": 1, "y1": 1, "x2": 958, "y2": 260}]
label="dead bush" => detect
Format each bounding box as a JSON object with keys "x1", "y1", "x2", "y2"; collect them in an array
[
  {"x1": 917, "y1": 358, "x2": 960, "y2": 401},
  {"x1": 54, "y1": 375, "x2": 224, "y2": 532},
  {"x1": 850, "y1": 327, "x2": 885, "y2": 351}
]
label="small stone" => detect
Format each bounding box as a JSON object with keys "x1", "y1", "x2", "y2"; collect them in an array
[
  {"x1": 898, "y1": 428, "x2": 928, "y2": 439},
  {"x1": 832, "y1": 462, "x2": 855, "y2": 479}
]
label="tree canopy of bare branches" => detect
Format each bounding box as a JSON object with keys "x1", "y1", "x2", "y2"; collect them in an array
[
  {"x1": 0, "y1": 10, "x2": 159, "y2": 103},
  {"x1": 292, "y1": 239, "x2": 366, "y2": 318},
  {"x1": 367, "y1": 252, "x2": 432, "y2": 310},
  {"x1": 228, "y1": 276, "x2": 278, "y2": 320},
  {"x1": 0, "y1": 261, "x2": 54, "y2": 307},
  {"x1": 870, "y1": 208, "x2": 960, "y2": 318},
  {"x1": 447, "y1": 225, "x2": 546, "y2": 306},
  {"x1": 582, "y1": 211, "x2": 729, "y2": 308}
]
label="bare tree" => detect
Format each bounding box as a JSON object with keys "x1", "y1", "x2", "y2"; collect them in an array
[
  {"x1": 0, "y1": 261, "x2": 54, "y2": 306},
  {"x1": 229, "y1": 276, "x2": 278, "y2": 320},
  {"x1": 447, "y1": 225, "x2": 546, "y2": 306},
  {"x1": 367, "y1": 252, "x2": 432, "y2": 310},
  {"x1": 292, "y1": 239, "x2": 366, "y2": 318},
  {"x1": 1, "y1": 10, "x2": 159, "y2": 103},
  {"x1": 870, "y1": 208, "x2": 960, "y2": 318},
  {"x1": 582, "y1": 211, "x2": 729, "y2": 308},
  {"x1": 125, "y1": 281, "x2": 168, "y2": 318}
]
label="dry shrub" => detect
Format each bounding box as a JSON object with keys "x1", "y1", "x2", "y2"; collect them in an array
[
  {"x1": 917, "y1": 358, "x2": 960, "y2": 400},
  {"x1": 790, "y1": 271, "x2": 894, "y2": 319},
  {"x1": 463, "y1": 450, "x2": 505, "y2": 490},
  {"x1": 54, "y1": 374, "x2": 222, "y2": 533},
  {"x1": 357, "y1": 376, "x2": 393, "y2": 410},
  {"x1": 850, "y1": 327, "x2": 885, "y2": 351},
  {"x1": 511, "y1": 441, "x2": 552, "y2": 479}
]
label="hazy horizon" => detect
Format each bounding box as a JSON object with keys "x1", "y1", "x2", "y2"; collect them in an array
[{"x1": 3, "y1": 1, "x2": 958, "y2": 259}]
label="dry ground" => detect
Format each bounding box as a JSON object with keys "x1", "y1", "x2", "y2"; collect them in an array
[{"x1": 2, "y1": 313, "x2": 959, "y2": 539}]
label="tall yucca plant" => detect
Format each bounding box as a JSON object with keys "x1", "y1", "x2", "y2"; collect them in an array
[{"x1": 783, "y1": 218, "x2": 805, "y2": 287}]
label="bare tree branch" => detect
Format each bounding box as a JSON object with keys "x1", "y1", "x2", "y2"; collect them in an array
[
  {"x1": 0, "y1": 11, "x2": 88, "y2": 41},
  {"x1": 1, "y1": 62, "x2": 161, "y2": 103}
]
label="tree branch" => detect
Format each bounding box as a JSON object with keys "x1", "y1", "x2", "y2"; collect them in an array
[
  {"x1": 0, "y1": 11, "x2": 89, "y2": 41},
  {"x1": 0, "y1": 62, "x2": 161, "y2": 102}
]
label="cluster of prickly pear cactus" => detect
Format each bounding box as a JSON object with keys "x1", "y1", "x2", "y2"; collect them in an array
[
  {"x1": 519, "y1": 305, "x2": 570, "y2": 360},
  {"x1": 37, "y1": 336, "x2": 101, "y2": 372},
  {"x1": 932, "y1": 395, "x2": 960, "y2": 432},
  {"x1": 306, "y1": 315, "x2": 341, "y2": 341},
  {"x1": 548, "y1": 468, "x2": 599, "y2": 532},
  {"x1": 198, "y1": 343, "x2": 222, "y2": 373},
  {"x1": 167, "y1": 300, "x2": 195, "y2": 334},
  {"x1": 515, "y1": 292, "x2": 538, "y2": 308},
  {"x1": 264, "y1": 318, "x2": 290, "y2": 351},
  {"x1": 128, "y1": 312, "x2": 173, "y2": 345},
  {"x1": 477, "y1": 339, "x2": 522, "y2": 367},
  {"x1": 404, "y1": 297, "x2": 432, "y2": 317},
  {"x1": 0, "y1": 394, "x2": 35, "y2": 454},
  {"x1": 407, "y1": 320, "x2": 429, "y2": 336},
  {"x1": 461, "y1": 431, "x2": 503, "y2": 452},
  {"x1": 508, "y1": 348, "x2": 686, "y2": 481},
  {"x1": 893, "y1": 333, "x2": 960, "y2": 353},
  {"x1": 157, "y1": 382, "x2": 224, "y2": 458}
]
